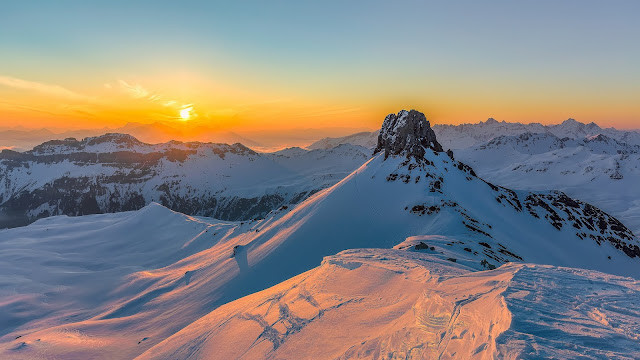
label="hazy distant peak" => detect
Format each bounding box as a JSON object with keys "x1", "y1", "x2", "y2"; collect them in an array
[{"x1": 86, "y1": 132, "x2": 141, "y2": 144}]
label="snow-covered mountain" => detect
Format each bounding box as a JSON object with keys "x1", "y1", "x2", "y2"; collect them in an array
[
  {"x1": 309, "y1": 118, "x2": 640, "y2": 236},
  {"x1": 0, "y1": 134, "x2": 369, "y2": 228},
  {"x1": 455, "y1": 132, "x2": 640, "y2": 235},
  {"x1": 435, "y1": 117, "x2": 640, "y2": 150},
  {"x1": 2, "y1": 110, "x2": 638, "y2": 359},
  {"x1": 308, "y1": 117, "x2": 640, "y2": 151}
]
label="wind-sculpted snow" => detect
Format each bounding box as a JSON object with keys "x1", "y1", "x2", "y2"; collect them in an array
[
  {"x1": 0, "y1": 134, "x2": 370, "y2": 228},
  {"x1": 495, "y1": 265, "x2": 640, "y2": 359},
  {"x1": 138, "y1": 250, "x2": 640, "y2": 360}
]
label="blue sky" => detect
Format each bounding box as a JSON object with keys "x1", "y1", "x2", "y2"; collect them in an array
[{"x1": 1, "y1": 1, "x2": 639, "y2": 129}]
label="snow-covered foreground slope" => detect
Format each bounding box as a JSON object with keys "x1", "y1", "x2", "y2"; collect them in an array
[
  {"x1": 139, "y1": 249, "x2": 640, "y2": 360},
  {"x1": 0, "y1": 205, "x2": 232, "y2": 337},
  {"x1": 456, "y1": 133, "x2": 640, "y2": 235},
  {"x1": 0, "y1": 134, "x2": 369, "y2": 228},
  {"x1": 1, "y1": 110, "x2": 638, "y2": 359}
]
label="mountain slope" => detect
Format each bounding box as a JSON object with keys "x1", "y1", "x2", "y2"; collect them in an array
[
  {"x1": 0, "y1": 204, "x2": 236, "y2": 353},
  {"x1": 1, "y1": 110, "x2": 638, "y2": 359},
  {"x1": 456, "y1": 132, "x2": 640, "y2": 235}
]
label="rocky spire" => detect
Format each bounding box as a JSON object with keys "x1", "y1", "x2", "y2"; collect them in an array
[{"x1": 374, "y1": 110, "x2": 443, "y2": 160}]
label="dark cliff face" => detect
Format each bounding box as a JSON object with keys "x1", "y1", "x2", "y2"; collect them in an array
[{"x1": 374, "y1": 110, "x2": 444, "y2": 160}]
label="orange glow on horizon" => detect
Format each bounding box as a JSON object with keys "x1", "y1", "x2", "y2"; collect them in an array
[{"x1": 0, "y1": 73, "x2": 638, "y2": 134}]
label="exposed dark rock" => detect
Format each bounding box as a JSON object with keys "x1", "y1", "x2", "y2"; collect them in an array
[
  {"x1": 374, "y1": 110, "x2": 443, "y2": 160},
  {"x1": 446, "y1": 149, "x2": 454, "y2": 160}
]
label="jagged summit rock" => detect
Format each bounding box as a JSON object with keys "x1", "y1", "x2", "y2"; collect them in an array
[{"x1": 374, "y1": 109, "x2": 443, "y2": 160}]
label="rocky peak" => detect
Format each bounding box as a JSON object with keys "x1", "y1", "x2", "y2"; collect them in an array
[{"x1": 374, "y1": 110, "x2": 443, "y2": 160}]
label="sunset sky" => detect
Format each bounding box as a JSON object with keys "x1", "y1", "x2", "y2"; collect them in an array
[{"x1": 1, "y1": 0, "x2": 639, "y2": 132}]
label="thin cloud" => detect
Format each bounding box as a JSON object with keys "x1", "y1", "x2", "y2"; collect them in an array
[
  {"x1": 116, "y1": 80, "x2": 185, "y2": 108},
  {"x1": 0, "y1": 75, "x2": 91, "y2": 101},
  {"x1": 118, "y1": 80, "x2": 151, "y2": 99}
]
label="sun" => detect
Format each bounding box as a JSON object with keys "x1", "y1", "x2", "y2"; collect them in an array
[{"x1": 179, "y1": 107, "x2": 192, "y2": 120}]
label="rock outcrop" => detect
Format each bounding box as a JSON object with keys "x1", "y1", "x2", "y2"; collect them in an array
[{"x1": 374, "y1": 110, "x2": 443, "y2": 160}]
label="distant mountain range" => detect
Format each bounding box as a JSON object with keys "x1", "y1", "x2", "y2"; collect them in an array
[
  {"x1": 0, "y1": 122, "x2": 258, "y2": 152},
  {"x1": 0, "y1": 122, "x2": 373, "y2": 152},
  {"x1": 0, "y1": 134, "x2": 369, "y2": 228},
  {"x1": 309, "y1": 117, "x2": 640, "y2": 150},
  {"x1": 3, "y1": 117, "x2": 640, "y2": 235}
]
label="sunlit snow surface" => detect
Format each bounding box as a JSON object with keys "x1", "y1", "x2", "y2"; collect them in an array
[{"x1": 139, "y1": 250, "x2": 640, "y2": 360}]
